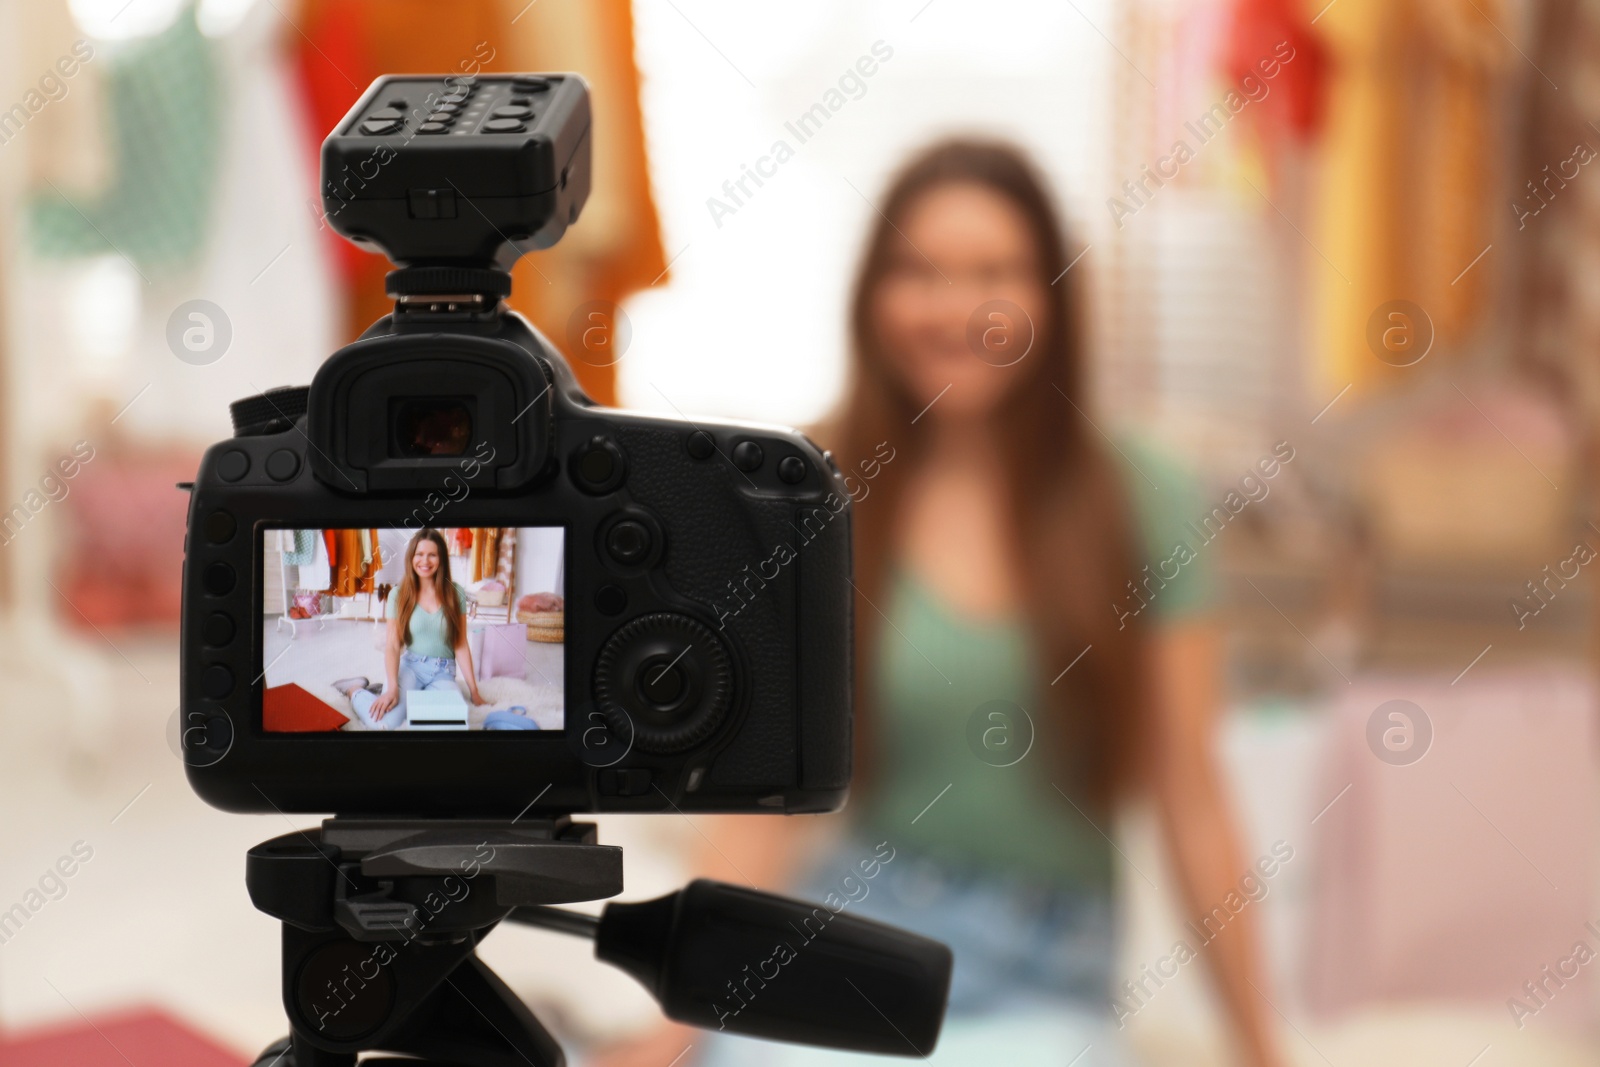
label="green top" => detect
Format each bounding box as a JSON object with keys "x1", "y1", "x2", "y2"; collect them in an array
[
  {"x1": 386, "y1": 581, "x2": 468, "y2": 659},
  {"x1": 854, "y1": 438, "x2": 1214, "y2": 890}
]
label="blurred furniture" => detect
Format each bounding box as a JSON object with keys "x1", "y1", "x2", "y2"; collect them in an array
[
  {"x1": 1305, "y1": 666, "x2": 1599, "y2": 1030},
  {"x1": 0, "y1": 1007, "x2": 245, "y2": 1067}
]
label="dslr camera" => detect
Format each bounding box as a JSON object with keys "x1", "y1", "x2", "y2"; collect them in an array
[
  {"x1": 179, "y1": 72, "x2": 854, "y2": 818},
  {"x1": 176, "y1": 74, "x2": 947, "y2": 1067}
]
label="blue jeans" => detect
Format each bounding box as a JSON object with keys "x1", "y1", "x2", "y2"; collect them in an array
[
  {"x1": 687, "y1": 840, "x2": 1137, "y2": 1067},
  {"x1": 350, "y1": 652, "x2": 458, "y2": 731}
]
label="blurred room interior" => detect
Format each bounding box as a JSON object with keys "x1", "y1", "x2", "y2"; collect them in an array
[{"x1": 0, "y1": 0, "x2": 1595, "y2": 1064}]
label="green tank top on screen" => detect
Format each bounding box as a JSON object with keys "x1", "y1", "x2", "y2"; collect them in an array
[{"x1": 387, "y1": 581, "x2": 467, "y2": 659}]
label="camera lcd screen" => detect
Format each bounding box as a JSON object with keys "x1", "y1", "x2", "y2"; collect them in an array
[{"x1": 260, "y1": 526, "x2": 564, "y2": 733}]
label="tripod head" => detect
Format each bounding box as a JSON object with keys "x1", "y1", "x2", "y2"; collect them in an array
[{"x1": 246, "y1": 820, "x2": 951, "y2": 1066}]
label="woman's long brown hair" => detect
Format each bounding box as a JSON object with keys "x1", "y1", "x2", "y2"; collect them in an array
[
  {"x1": 824, "y1": 139, "x2": 1151, "y2": 810},
  {"x1": 392, "y1": 528, "x2": 463, "y2": 654}
]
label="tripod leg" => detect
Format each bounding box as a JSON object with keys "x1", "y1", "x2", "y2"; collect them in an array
[
  {"x1": 248, "y1": 1034, "x2": 356, "y2": 1067},
  {"x1": 386, "y1": 955, "x2": 565, "y2": 1067}
]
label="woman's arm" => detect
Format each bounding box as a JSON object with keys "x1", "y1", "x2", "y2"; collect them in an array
[
  {"x1": 456, "y1": 630, "x2": 486, "y2": 704},
  {"x1": 1150, "y1": 619, "x2": 1286, "y2": 1067},
  {"x1": 370, "y1": 617, "x2": 404, "y2": 716}
]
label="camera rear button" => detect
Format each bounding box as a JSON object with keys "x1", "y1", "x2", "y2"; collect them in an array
[
  {"x1": 201, "y1": 665, "x2": 234, "y2": 699},
  {"x1": 360, "y1": 118, "x2": 402, "y2": 135},
  {"x1": 732, "y1": 440, "x2": 764, "y2": 472},
  {"x1": 202, "y1": 562, "x2": 236, "y2": 596},
  {"x1": 204, "y1": 509, "x2": 236, "y2": 544},
  {"x1": 493, "y1": 105, "x2": 532, "y2": 119},
  {"x1": 686, "y1": 431, "x2": 714, "y2": 460},
  {"x1": 418, "y1": 123, "x2": 449, "y2": 134},
  {"x1": 778, "y1": 456, "x2": 807, "y2": 484},
  {"x1": 482, "y1": 118, "x2": 526, "y2": 133},
  {"x1": 266, "y1": 450, "x2": 300, "y2": 481},
  {"x1": 572, "y1": 437, "x2": 626, "y2": 493},
  {"x1": 595, "y1": 585, "x2": 627, "y2": 615},
  {"x1": 217, "y1": 450, "x2": 249, "y2": 482},
  {"x1": 203, "y1": 612, "x2": 235, "y2": 647},
  {"x1": 606, "y1": 521, "x2": 651, "y2": 565}
]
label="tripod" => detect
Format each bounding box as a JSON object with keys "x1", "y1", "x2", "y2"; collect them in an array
[{"x1": 245, "y1": 817, "x2": 951, "y2": 1066}]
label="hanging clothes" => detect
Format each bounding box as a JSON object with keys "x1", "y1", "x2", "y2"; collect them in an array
[
  {"x1": 284, "y1": 530, "x2": 316, "y2": 566},
  {"x1": 1223, "y1": 0, "x2": 1330, "y2": 166},
  {"x1": 298, "y1": 530, "x2": 332, "y2": 592},
  {"x1": 27, "y1": 7, "x2": 221, "y2": 275},
  {"x1": 453, "y1": 527, "x2": 474, "y2": 556},
  {"x1": 330, "y1": 528, "x2": 383, "y2": 595},
  {"x1": 470, "y1": 528, "x2": 502, "y2": 583},
  {"x1": 1309, "y1": 0, "x2": 1511, "y2": 398},
  {"x1": 503, "y1": 0, "x2": 668, "y2": 406},
  {"x1": 495, "y1": 527, "x2": 514, "y2": 585},
  {"x1": 1511, "y1": 0, "x2": 1600, "y2": 433}
]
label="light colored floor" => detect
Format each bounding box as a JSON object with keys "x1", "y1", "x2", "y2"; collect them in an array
[
  {"x1": 1, "y1": 620, "x2": 1596, "y2": 1065},
  {"x1": 0, "y1": 621, "x2": 668, "y2": 1059},
  {"x1": 262, "y1": 615, "x2": 564, "y2": 692}
]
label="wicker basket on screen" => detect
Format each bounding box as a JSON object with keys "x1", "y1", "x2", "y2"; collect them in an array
[{"x1": 518, "y1": 609, "x2": 564, "y2": 644}]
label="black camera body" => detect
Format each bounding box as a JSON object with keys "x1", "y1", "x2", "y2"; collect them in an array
[{"x1": 179, "y1": 74, "x2": 853, "y2": 818}]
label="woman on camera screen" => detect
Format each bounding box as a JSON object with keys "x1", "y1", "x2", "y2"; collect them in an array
[
  {"x1": 338, "y1": 528, "x2": 488, "y2": 729},
  {"x1": 596, "y1": 140, "x2": 1284, "y2": 1067}
]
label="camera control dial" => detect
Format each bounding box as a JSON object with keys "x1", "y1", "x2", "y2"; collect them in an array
[{"x1": 594, "y1": 614, "x2": 732, "y2": 754}]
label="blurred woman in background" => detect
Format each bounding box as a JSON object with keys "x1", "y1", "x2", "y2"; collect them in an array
[{"x1": 596, "y1": 140, "x2": 1284, "y2": 1067}]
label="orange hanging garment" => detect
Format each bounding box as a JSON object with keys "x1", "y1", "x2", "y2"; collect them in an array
[{"x1": 1309, "y1": 0, "x2": 1510, "y2": 399}]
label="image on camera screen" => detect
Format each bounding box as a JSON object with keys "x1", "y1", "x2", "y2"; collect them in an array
[{"x1": 260, "y1": 526, "x2": 564, "y2": 733}]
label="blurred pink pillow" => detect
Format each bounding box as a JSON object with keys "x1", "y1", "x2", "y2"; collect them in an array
[{"x1": 1306, "y1": 666, "x2": 1599, "y2": 1031}]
